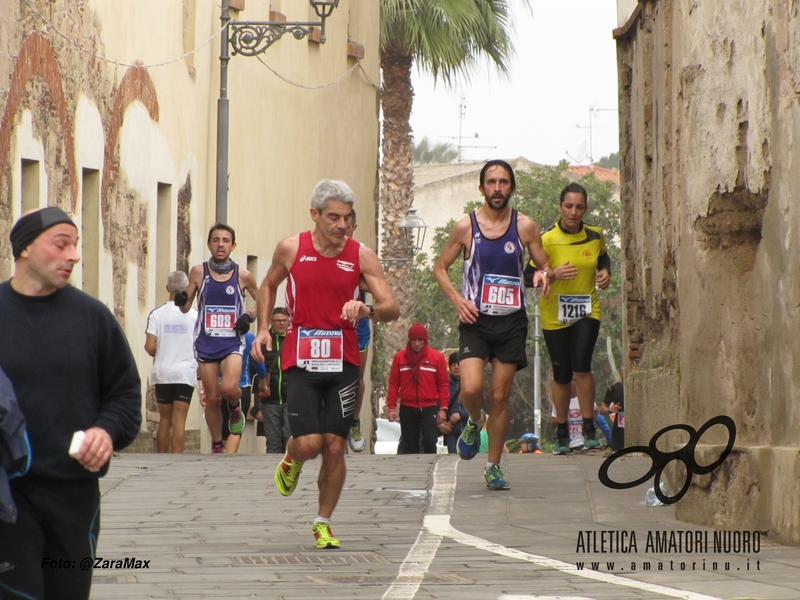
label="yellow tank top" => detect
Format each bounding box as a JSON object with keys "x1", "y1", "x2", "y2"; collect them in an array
[{"x1": 537, "y1": 222, "x2": 607, "y2": 331}]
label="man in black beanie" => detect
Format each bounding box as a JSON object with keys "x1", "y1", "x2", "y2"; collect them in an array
[{"x1": 0, "y1": 207, "x2": 142, "y2": 600}]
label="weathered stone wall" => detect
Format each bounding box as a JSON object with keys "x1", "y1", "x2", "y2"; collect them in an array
[{"x1": 616, "y1": 0, "x2": 800, "y2": 544}]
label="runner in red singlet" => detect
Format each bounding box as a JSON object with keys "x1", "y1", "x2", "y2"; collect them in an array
[{"x1": 252, "y1": 179, "x2": 399, "y2": 549}]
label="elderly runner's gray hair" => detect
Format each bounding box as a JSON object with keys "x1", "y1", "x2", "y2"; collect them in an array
[
  {"x1": 167, "y1": 271, "x2": 189, "y2": 294},
  {"x1": 311, "y1": 179, "x2": 355, "y2": 211}
]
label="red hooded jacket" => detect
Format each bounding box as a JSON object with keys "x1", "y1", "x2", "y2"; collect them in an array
[{"x1": 387, "y1": 345, "x2": 449, "y2": 411}]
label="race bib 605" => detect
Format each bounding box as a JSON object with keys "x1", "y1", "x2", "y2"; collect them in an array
[{"x1": 480, "y1": 274, "x2": 522, "y2": 315}]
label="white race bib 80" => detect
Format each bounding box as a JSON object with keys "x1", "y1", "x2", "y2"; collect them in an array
[{"x1": 296, "y1": 328, "x2": 343, "y2": 372}]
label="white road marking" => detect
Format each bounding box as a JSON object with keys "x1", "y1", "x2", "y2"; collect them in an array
[
  {"x1": 380, "y1": 458, "x2": 457, "y2": 600},
  {"x1": 380, "y1": 529, "x2": 443, "y2": 600},
  {"x1": 385, "y1": 456, "x2": 723, "y2": 600},
  {"x1": 426, "y1": 515, "x2": 721, "y2": 600}
]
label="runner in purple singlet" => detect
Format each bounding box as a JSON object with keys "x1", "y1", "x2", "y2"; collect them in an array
[
  {"x1": 177, "y1": 223, "x2": 259, "y2": 454},
  {"x1": 434, "y1": 160, "x2": 553, "y2": 491}
]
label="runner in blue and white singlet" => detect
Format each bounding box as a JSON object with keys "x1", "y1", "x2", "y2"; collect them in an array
[
  {"x1": 179, "y1": 223, "x2": 260, "y2": 454},
  {"x1": 434, "y1": 160, "x2": 553, "y2": 491},
  {"x1": 462, "y1": 209, "x2": 527, "y2": 317},
  {"x1": 194, "y1": 262, "x2": 247, "y2": 362}
]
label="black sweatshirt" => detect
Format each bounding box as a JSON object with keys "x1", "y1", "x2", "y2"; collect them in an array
[{"x1": 0, "y1": 281, "x2": 142, "y2": 480}]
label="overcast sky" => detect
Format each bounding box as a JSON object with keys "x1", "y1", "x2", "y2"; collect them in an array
[{"x1": 409, "y1": 0, "x2": 620, "y2": 166}]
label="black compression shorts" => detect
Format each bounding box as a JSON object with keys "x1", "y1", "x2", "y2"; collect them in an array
[
  {"x1": 154, "y1": 383, "x2": 194, "y2": 405},
  {"x1": 285, "y1": 364, "x2": 360, "y2": 439},
  {"x1": 542, "y1": 317, "x2": 600, "y2": 384},
  {"x1": 458, "y1": 309, "x2": 529, "y2": 370}
]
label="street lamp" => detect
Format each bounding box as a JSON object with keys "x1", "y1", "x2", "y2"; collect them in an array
[
  {"x1": 381, "y1": 207, "x2": 428, "y2": 267},
  {"x1": 398, "y1": 207, "x2": 427, "y2": 257},
  {"x1": 216, "y1": 0, "x2": 341, "y2": 222}
]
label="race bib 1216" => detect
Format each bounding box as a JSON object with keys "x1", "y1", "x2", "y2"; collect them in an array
[{"x1": 557, "y1": 294, "x2": 591, "y2": 325}]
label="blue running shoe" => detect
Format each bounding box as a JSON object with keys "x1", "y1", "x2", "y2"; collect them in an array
[
  {"x1": 457, "y1": 410, "x2": 484, "y2": 460},
  {"x1": 484, "y1": 464, "x2": 510, "y2": 490}
]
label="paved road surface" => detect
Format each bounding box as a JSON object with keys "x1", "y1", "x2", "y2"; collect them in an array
[{"x1": 87, "y1": 453, "x2": 800, "y2": 599}]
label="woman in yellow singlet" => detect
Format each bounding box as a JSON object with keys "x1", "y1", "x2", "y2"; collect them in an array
[{"x1": 536, "y1": 183, "x2": 610, "y2": 454}]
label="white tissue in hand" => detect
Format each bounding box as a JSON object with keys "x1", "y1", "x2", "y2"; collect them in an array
[{"x1": 69, "y1": 430, "x2": 85, "y2": 458}]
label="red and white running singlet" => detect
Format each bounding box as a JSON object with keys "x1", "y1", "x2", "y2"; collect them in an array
[{"x1": 282, "y1": 231, "x2": 361, "y2": 371}]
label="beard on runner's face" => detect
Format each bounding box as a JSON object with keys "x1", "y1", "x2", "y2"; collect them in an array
[{"x1": 486, "y1": 191, "x2": 511, "y2": 211}]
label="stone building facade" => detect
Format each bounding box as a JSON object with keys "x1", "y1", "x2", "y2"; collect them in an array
[
  {"x1": 0, "y1": 0, "x2": 380, "y2": 452},
  {"x1": 615, "y1": 0, "x2": 800, "y2": 543}
]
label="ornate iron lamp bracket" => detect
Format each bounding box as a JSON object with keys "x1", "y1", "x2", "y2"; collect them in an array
[
  {"x1": 228, "y1": 0, "x2": 340, "y2": 56},
  {"x1": 229, "y1": 21, "x2": 323, "y2": 56},
  {"x1": 215, "y1": 0, "x2": 340, "y2": 222}
]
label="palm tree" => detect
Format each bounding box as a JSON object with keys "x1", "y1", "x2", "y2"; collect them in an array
[
  {"x1": 380, "y1": 0, "x2": 517, "y2": 265},
  {"x1": 413, "y1": 137, "x2": 459, "y2": 165},
  {"x1": 374, "y1": 0, "x2": 524, "y2": 418}
]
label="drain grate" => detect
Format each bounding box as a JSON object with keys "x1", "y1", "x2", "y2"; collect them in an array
[
  {"x1": 92, "y1": 575, "x2": 137, "y2": 584},
  {"x1": 307, "y1": 573, "x2": 473, "y2": 585},
  {"x1": 232, "y1": 553, "x2": 390, "y2": 566}
]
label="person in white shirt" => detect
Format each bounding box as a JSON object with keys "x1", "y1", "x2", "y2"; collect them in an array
[
  {"x1": 549, "y1": 381, "x2": 600, "y2": 454},
  {"x1": 145, "y1": 271, "x2": 198, "y2": 453},
  {"x1": 550, "y1": 396, "x2": 584, "y2": 452}
]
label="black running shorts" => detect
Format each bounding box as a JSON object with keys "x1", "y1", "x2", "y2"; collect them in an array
[
  {"x1": 458, "y1": 309, "x2": 529, "y2": 370},
  {"x1": 285, "y1": 364, "x2": 360, "y2": 439},
  {"x1": 542, "y1": 317, "x2": 600, "y2": 384},
  {"x1": 154, "y1": 383, "x2": 195, "y2": 405}
]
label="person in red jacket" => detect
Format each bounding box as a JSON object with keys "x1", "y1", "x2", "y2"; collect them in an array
[{"x1": 387, "y1": 323, "x2": 450, "y2": 454}]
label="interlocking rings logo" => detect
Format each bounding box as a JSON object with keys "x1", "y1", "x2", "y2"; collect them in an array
[{"x1": 598, "y1": 415, "x2": 736, "y2": 505}]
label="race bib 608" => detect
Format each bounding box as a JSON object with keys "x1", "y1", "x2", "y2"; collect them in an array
[{"x1": 204, "y1": 306, "x2": 236, "y2": 337}]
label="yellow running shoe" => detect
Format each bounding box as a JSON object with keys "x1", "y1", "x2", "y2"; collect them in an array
[
  {"x1": 312, "y1": 522, "x2": 341, "y2": 549},
  {"x1": 274, "y1": 453, "x2": 304, "y2": 496}
]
